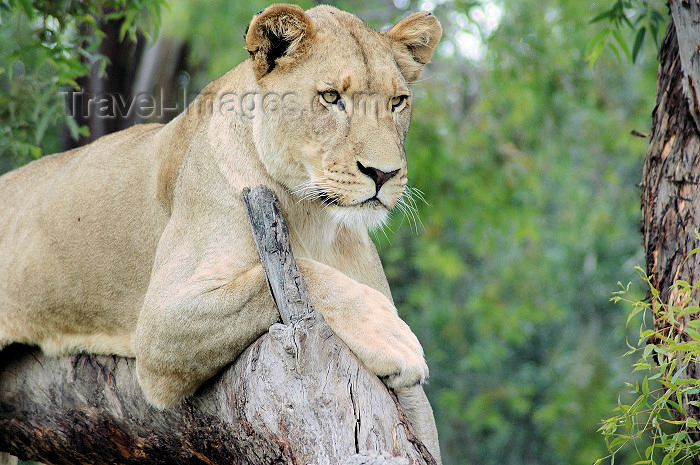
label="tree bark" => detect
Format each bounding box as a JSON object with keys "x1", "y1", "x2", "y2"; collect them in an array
[
  {"x1": 242, "y1": 186, "x2": 315, "y2": 326},
  {"x1": 0, "y1": 186, "x2": 436, "y2": 465},
  {"x1": 642, "y1": 2, "x2": 700, "y2": 454},
  {"x1": 644, "y1": 0, "x2": 700, "y2": 294}
]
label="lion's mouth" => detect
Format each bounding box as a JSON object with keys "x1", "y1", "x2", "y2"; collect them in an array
[
  {"x1": 360, "y1": 196, "x2": 383, "y2": 207},
  {"x1": 314, "y1": 189, "x2": 392, "y2": 230},
  {"x1": 318, "y1": 190, "x2": 386, "y2": 209},
  {"x1": 318, "y1": 191, "x2": 340, "y2": 206}
]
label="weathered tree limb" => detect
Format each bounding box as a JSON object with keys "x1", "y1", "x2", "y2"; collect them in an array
[
  {"x1": 0, "y1": 186, "x2": 436, "y2": 465},
  {"x1": 242, "y1": 185, "x2": 314, "y2": 325}
]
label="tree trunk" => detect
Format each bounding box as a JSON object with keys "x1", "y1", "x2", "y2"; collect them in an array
[
  {"x1": 642, "y1": 1, "x2": 700, "y2": 454},
  {"x1": 63, "y1": 19, "x2": 187, "y2": 150},
  {"x1": 644, "y1": 0, "x2": 700, "y2": 297},
  {"x1": 0, "y1": 186, "x2": 437, "y2": 465}
]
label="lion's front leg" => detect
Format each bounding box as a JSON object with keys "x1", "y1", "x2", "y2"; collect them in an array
[
  {"x1": 134, "y1": 265, "x2": 279, "y2": 409},
  {"x1": 134, "y1": 257, "x2": 428, "y2": 409},
  {"x1": 297, "y1": 259, "x2": 429, "y2": 389}
]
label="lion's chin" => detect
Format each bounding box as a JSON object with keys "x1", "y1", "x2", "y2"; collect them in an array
[{"x1": 329, "y1": 203, "x2": 390, "y2": 232}]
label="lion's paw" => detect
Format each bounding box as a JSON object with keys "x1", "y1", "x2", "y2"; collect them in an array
[
  {"x1": 323, "y1": 291, "x2": 429, "y2": 388},
  {"x1": 364, "y1": 320, "x2": 429, "y2": 389}
]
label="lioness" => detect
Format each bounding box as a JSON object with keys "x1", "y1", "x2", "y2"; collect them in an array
[{"x1": 0, "y1": 3, "x2": 442, "y2": 461}]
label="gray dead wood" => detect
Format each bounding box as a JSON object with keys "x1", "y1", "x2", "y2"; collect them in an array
[
  {"x1": 0, "y1": 185, "x2": 435, "y2": 465},
  {"x1": 242, "y1": 185, "x2": 314, "y2": 326}
]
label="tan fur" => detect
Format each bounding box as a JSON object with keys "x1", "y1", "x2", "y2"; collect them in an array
[{"x1": 0, "y1": 3, "x2": 442, "y2": 460}]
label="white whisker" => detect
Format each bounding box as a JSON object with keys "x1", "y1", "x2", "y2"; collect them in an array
[{"x1": 393, "y1": 185, "x2": 426, "y2": 235}]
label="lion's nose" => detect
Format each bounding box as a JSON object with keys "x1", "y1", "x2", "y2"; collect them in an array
[{"x1": 357, "y1": 161, "x2": 399, "y2": 193}]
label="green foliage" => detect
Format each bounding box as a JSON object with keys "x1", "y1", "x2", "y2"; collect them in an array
[
  {"x1": 0, "y1": 0, "x2": 165, "y2": 168},
  {"x1": 598, "y1": 261, "x2": 700, "y2": 465},
  {"x1": 587, "y1": 0, "x2": 667, "y2": 66}
]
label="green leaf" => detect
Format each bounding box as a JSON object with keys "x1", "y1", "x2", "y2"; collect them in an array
[
  {"x1": 631, "y1": 27, "x2": 646, "y2": 64},
  {"x1": 587, "y1": 40, "x2": 607, "y2": 70},
  {"x1": 606, "y1": 41, "x2": 622, "y2": 64},
  {"x1": 668, "y1": 343, "x2": 697, "y2": 353},
  {"x1": 56, "y1": 77, "x2": 80, "y2": 89},
  {"x1": 609, "y1": 435, "x2": 630, "y2": 450},
  {"x1": 643, "y1": 343, "x2": 655, "y2": 359},
  {"x1": 17, "y1": 0, "x2": 33, "y2": 20},
  {"x1": 27, "y1": 144, "x2": 41, "y2": 159},
  {"x1": 65, "y1": 115, "x2": 81, "y2": 140},
  {"x1": 611, "y1": 28, "x2": 631, "y2": 63},
  {"x1": 589, "y1": 8, "x2": 613, "y2": 24},
  {"x1": 667, "y1": 399, "x2": 683, "y2": 412},
  {"x1": 586, "y1": 28, "x2": 611, "y2": 57},
  {"x1": 685, "y1": 327, "x2": 700, "y2": 341}
]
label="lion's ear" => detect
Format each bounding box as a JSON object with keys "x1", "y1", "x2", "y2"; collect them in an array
[
  {"x1": 385, "y1": 12, "x2": 442, "y2": 83},
  {"x1": 245, "y1": 4, "x2": 316, "y2": 80}
]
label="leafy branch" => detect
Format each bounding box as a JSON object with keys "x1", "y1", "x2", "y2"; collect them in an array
[
  {"x1": 597, "y1": 254, "x2": 700, "y2": 465},
  {"x1": 0, "y1": 0, "x2": 166, "y2": 167},
  {"x1": 587, "y1": 0, "x2": 667, "y2": 68}
]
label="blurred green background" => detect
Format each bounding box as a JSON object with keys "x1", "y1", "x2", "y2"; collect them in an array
[{"x1": 1, "y1": 0, "x2": 662, "y2": 463}]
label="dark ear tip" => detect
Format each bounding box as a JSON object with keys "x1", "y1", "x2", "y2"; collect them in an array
[{"x1": 245, "y1": 4, "x2": 315, "y2": 80}]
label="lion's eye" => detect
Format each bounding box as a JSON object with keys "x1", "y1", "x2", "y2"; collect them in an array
[
  {"x1": 321, "y1": 91, "x2": 341, "y2": 105},
  {"x1": 391, "y1": 95, "x2": 408, "y2": 111}
]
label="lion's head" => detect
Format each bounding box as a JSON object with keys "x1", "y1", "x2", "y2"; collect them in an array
[{"x1": 244, "y1": 4, "x2": 441, "y2": 230}]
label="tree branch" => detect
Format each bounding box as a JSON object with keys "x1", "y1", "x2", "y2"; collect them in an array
[
  {"x1": 242, "y1": 185, "x2": 314, "y2": 325},
  {"x1": 0, "y1": 185, "x2": 435, "y2": 465}
]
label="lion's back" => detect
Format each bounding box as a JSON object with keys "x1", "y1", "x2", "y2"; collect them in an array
[
  {"x1": 0, "y1": 123, "x2": 170, "y2": 354},
  {"x1": 0, "y1": 124, "x2": 164, "y2": 214}
]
